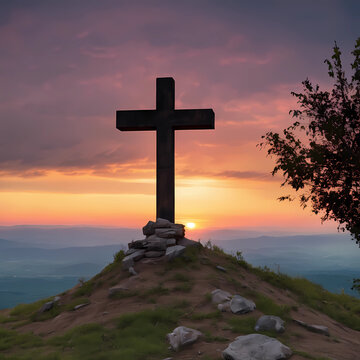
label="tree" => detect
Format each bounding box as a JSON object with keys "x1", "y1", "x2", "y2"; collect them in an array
[{"x1": 260, "y1": 39, "x2": 360, "y2": 246}]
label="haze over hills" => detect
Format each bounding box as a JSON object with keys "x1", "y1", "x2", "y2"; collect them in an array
[{"x1": 0, "y1": 225, "x2": 359, "y2": 309}]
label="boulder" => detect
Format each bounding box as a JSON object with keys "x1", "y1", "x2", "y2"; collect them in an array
[
  {"x1": 39, "y1": 301, "x2": 54, "y2": 313},
  {"x1": 109, "y1": 286, "x2": 128, "y2": 296},
  {"x1": 143, "y1": 220, "x2": 156, "y2": 236},
  {"x1": 216, "y1": 265, "x2": 227, "y2": 272},
  {"x1": 146, "y1": 238, "x2": 167, "y2": 251},
  {"x1": 177, "y1": 237, "x2": 202, "y2": 248},
  {"x1": 293, "y1": 319, "x2": 330, "y2": 336},
  {"x1": 165, "y1": 245, "x2": 186, "y2": 261},
  {"x1": 222, "y1": 334, "x2": 292, "y2": 360},
  {"x1": 155, "y1": 228, "x2": 179, "y2": 239},
  {"x1": 218, "y1": 301, "x2": 231, "y2": 312},
  {"x1": 73, "y1": 303, "x2": 90, "y2": 311},
  {"x1": 122, "y1": 249, "x2": 146, "y2": 269},
  {"x1": 166, "y1": 238, "x2": 176, "y2": 246},
  {"x1": 128, "y1": 266, "x2": 137, "y2": 276},
  {"x1": 155, "y1": 218, "x2": 172, "y2": 228},
  {"x1": 166, "y1": 326, "x2": 202, "y2": 351},
  {"x1": 128, "y1": 239, "x2": 148, "y2": 249},
  {"x1": 125, "y1": 248, "x2": 140, "y2": 256},
  {"x1": 230, "y1": 295, "x2": 256, "y2": 314},
  {"x1": 211, "y1": 289, "x2": 232, "y2": 304},
  {"x1": 144, "y1": 250, "x2": 165, "y2": 258},
  {"x1": 255, "y1": 315, "x2": 285, "y2": 333}
]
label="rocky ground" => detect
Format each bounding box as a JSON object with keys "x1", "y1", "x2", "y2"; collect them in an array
[{"x1": 0, "y1": 219, "x2": 359, "y2": 360}]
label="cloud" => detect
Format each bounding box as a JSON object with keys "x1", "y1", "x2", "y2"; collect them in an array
[{"x1": 0, "y1": 0, "x2": 358, "y2": 180}]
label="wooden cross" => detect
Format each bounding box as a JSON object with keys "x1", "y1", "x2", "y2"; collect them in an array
[{"x1": 116, "y1": 77, "x2": 215, "y2": 223}]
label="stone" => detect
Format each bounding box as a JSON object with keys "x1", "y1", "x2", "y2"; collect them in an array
[
  {"x1": 211, "y1": 289, "x2": 232, "y2": 304},
  {"x1": 155, "y1": 218, "x2": 172, "y2": 228},
  {"x1": 39, "y1": 301, "x2": 54, "y2": 313},
  {"x1": 166, "y1": 238, "x2": 176, "y2": 246},
  {"x1": 128, "y1": 266, "x2": 137, "y2": 276},
  {"x1": 125, "y1": 248, "x2": 139, "y2": 256},
  {"x1": 293, "y1": 319, "x2": 330, "y2": 336},
  {"x1": 218, "y1": 301, "x2": 231, "y2": 312},
  {"x1": 177, "y1": 237, "x2": 202, "y2": 248},
  {"x1": 53, "y1": 296, "x2": 61, "y2": 303},
  {"x1": 166, "y1": 326, "x2": 202, "y2": 351},
  {"x1": 128, "y1": 239, "x2": 148, "y2": 249},
  {"x1": 216, "y1": 265, "x2": 227, "y2": 272},
  {"x1": 74, "y1": 303, "x2": 90, "y2": 311},
  {"x1": 165, "y1": 245, "x2": 186, "y2": 261},
  {"x1": 109, "y1": 286, "x2": 128, "y2": 296},
  {"x1": 146, "y1": 237, "x2": 167, "y2": 251},
  {"x1": 155, "y1": 228, "x2": 178, "y2": 238},
  {"x1": 144, "y1": 250, "x2": 165, "y2": 258},
  {"x1": 143, "y1": 220, "x2": 156, "y2": 236},
  {"x1": 122, "y1": 249, "x2": 146, "y2": 269},
  {"x1": 222, "y1": 334, "x2": 292, "y2": 360},
  {"x1": 255, "y1": 315, "x2": 285, "y2": 333},
  {"x1": 230, "y1": 295, "x2": 256, "y2": 314}
]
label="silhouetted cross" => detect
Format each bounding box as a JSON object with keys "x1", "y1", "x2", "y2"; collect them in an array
[{"x1": 116, "y1": 77, "x2": 215, "y2": 223}]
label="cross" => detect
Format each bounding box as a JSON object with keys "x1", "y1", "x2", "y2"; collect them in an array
[{"x1": 116, "y1": 77, "x2": 215, "y2": 223}]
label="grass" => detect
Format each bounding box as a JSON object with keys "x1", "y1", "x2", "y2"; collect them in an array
[
  {"x1": 201, "y1": 243, "x2": 360, "y2": 331},
  {"x1": 48, "y1": 306, "x2": 183, "y2": 360},
  {"x1": 292, "y1": 350, "x2": 333, "y2": 360},
  {"x1": 249, "y1": 266, "x2": 360, "y2": 330},
  {"x1": 189, "y1": 311, "x2": 222, "y2": 321},
  {"x1": 226, "y1": 316, "x2": 257, "y2": 334}
]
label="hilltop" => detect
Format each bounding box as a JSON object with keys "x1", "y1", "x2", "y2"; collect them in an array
[{"x1": 0, "y1": 231, "x2": 360, "y2": 359}]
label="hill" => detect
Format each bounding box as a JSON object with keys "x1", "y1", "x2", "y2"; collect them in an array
[{"x1": 0, "y1": 241, "x2": 359, "y2": 359}]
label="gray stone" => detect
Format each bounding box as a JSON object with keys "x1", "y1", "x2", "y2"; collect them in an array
[
  {"x1": 165, "y1": 245, "x2": 186, "y2": 261},
  {"x1": 230, "y1": 295, "x2": 256, "y2": 314},
  {"x1": 122, "y1": 249, "x2": 146, "y2": 269},
  {"x1": 255, "y1": 315, "x2": 285, "y2": 333},
  {"x1": 166, "y1": 238, "x2": 176, "y2": 246},
  {"x1": 146, "y1": 237, "x2": 167, "y2": 251},
  {"x1": 143, "y1": 220, "x2": 156, "y2": 236},
  {"x1": 39, "y1": 301, "x2": 54, "y2": 313},
  {"x1": 125, "y1": 248, "x2": 139, "y2": 256},
  {"x1": 155, "y1": 228, "x2": 178, "y2": 238},
  {"x1": 144, "y1": 250, "x2": 165, "y2": 258},
  {"x1": 211, "y1": 289, "x2": 232, "y2": 304},
  {"x1": 128, "y1": 266, "x2": 137, "y2": 276},
  {"x1": 177, "y1": 237, "x2": 202, "y2": 248},
  {"x1": 166, "y1": 326, "x2": 202, "y2": 351},
  {"x1": 53, "y1": 296, "x2": 61, "y2": 303},
  {"x1": 222, "y1": 334, "x2": 292, "y2": 360},
  {"x1": 128, "y1": 239, "x2": 148, "y2": 249},
  {"x1": 218, "y1": 301, "x2": 231, "y2": 312},
  {"x1": 293, "y1": 319, "x2": 330, "y2": 336},
  {"x1": 73, "y1": 303, "x2": 90, "y2": 311},
  {"x1": 155, "y1": 218, "x2": 172, "y2": 228},
  {"x1": 216, "y1": 265, "x2": 227, "y2": 272},
  {"x1": 109, "y1": 286, "x2": 128, "y2": 296}
]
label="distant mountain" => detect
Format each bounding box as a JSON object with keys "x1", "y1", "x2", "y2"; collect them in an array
[{"x1": 0, "y1": 226, "x2": 142, "y2": 248}]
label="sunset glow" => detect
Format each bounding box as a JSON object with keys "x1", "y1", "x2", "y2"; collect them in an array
[{"x1": 0, "y1": 1, "x2": 355, "y2": 234}]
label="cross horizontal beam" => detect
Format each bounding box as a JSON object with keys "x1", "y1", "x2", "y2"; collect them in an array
[{"x1": 116, "y1": 109, "x2": 214, "y2": 131}]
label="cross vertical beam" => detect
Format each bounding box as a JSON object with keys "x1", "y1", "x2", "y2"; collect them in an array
[
  {"x1": 156, "y1": 78, "x2": 175, "y2": 222},
  {"x1": 116, "y1": 77, "x2": 215, "y2": 223}
]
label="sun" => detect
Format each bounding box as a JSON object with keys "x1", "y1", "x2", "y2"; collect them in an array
[{"x1": 186, "y1": 222, "x2": 196, "y2": 229}]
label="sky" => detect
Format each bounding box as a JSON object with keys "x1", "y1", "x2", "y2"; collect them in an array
[{"x1": 0, "y1": 0, "x2": 359, "y2": 231}]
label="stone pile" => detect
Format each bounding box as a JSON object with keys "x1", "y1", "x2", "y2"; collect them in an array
[{"x1": 122, "y1": 218, "x2": 200, "y2": 270}]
